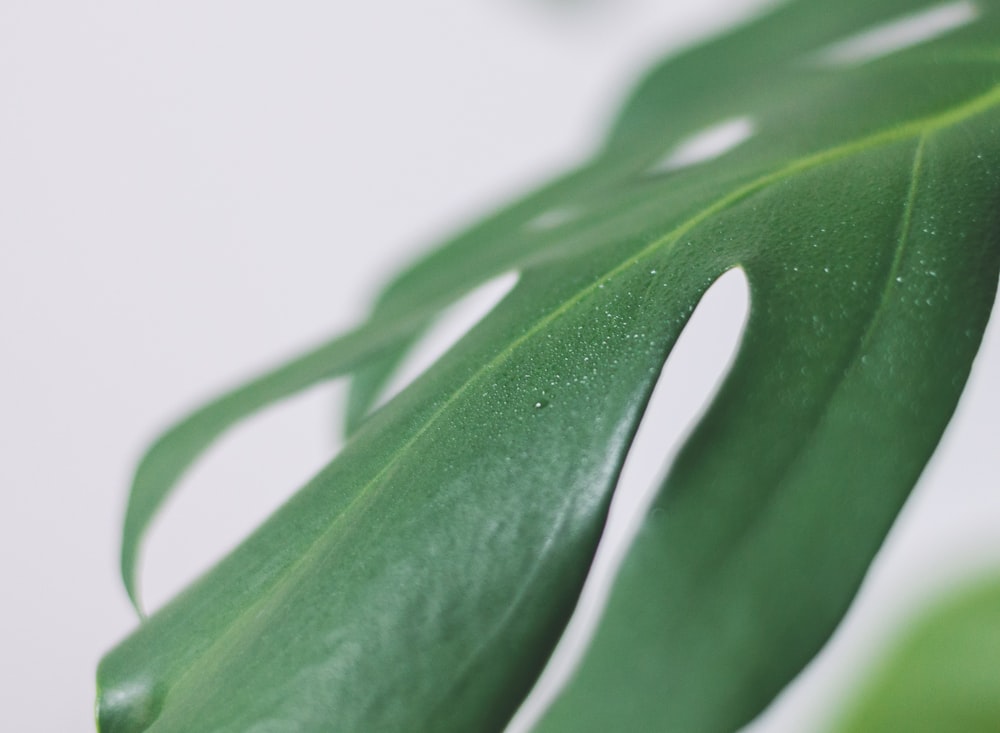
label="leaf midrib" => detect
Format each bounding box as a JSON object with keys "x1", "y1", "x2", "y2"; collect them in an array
[{"x1": 141, "y1": 84, "x2": 1000, "y2": 730}]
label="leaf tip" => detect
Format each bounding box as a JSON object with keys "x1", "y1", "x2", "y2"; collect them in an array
[{"x1": 95, "y1": 668, "x2": 161, "y2": 733}]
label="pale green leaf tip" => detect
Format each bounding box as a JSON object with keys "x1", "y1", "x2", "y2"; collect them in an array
[{"x1": 121, "y1": 536, "x2": 146, "y2": 620}]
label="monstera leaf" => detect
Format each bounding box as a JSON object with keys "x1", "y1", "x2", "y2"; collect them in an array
[{"x1": 98, "y1": 1, "x2": 1000, "y2": 731}]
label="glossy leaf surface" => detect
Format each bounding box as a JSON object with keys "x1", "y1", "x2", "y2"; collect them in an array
[{"x1": 98, "y1": 1, "x2": 1000, "y2": 731}]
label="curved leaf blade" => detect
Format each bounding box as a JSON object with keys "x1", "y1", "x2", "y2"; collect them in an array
[
  {"x1": 534, "y1": 121, "x2": 1000, "y2": 732},
  {"x1": 100, "y1": 259, "x2": 719, "y2": 731},
  {"x1": 100, "y1": 1, "x2": 1000, "y2": 731},
  {"x1": 120, "y1": 312, "x2": 430, "y2": 610}
]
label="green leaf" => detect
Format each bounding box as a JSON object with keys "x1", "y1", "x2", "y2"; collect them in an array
[
  {"x1": 98, "y1": 1, "x2": 1000, "y2": 731},
  {"x1": 830, "y1": 575, "x2": 1000, "y2": 733},
  {"x1": 119, "y1": 312, "x2": 433, "y2": 612}
]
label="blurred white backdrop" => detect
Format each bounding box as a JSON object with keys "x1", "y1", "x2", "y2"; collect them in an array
[{"x1": 2, "y1": 1, "x2": 998, "y2": 731}]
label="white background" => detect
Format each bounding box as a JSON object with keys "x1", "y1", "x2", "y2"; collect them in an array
[{"x1": 2, "y1": 1, "x2": 998, "y2": 731}]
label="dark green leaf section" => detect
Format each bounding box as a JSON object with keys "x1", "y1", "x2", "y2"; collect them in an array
[
  {"x1": 830, "y1": 574, "x2": 1000, "y2": 733},
  {"x1": 100, "y1": 1, "x2": 1000, "y2": 731},
  {"x1": 535, "y1": 118, "x2": 1000, "y2": 733},
  {"x1": 100, "y1": 251, "x2": 724, "y2": 732}
]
